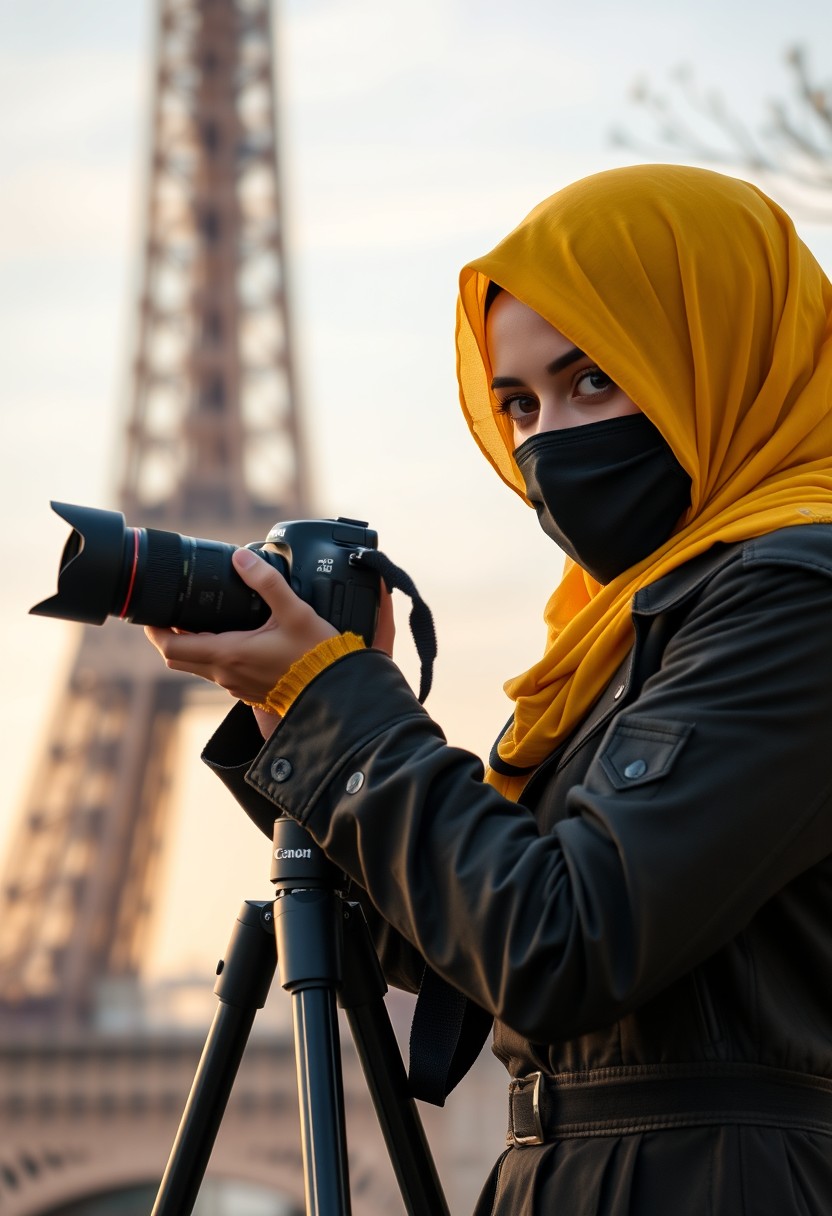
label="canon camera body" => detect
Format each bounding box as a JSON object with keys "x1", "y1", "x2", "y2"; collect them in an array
[{"x1": 31, "y1": 502, "x2": 380, "y2": 644}]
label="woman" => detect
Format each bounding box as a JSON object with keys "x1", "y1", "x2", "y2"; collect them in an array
[{"x1": 147, "y1": 164, "x2": 832, "y2": 1213}]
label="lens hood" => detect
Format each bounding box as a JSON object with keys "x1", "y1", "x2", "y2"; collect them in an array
[{"x1": 31, "y1": 501, "x2": 130, "y2": 625}]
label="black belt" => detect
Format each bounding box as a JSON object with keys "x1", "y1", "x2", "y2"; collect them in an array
[{"x1": 507, "y1": 1064, "x2": 832, "y2": 1146}]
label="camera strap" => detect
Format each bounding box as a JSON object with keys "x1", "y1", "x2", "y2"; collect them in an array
[
  {"x1": 407, "y1": 966, "x2": 493, "y2": 1106},
  {"x1": 355, "y1": 548, "x2": 493, "y2": 1105},
  {"x1": 351, "y1": 549, "x2": 437, "y2": 703}
]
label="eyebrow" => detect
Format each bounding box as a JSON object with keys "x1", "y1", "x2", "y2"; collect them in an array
[{"x1": 490, "y1": 345, "x2": 585, "y2": 390}]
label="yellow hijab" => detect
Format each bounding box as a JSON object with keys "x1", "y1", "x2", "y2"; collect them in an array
[{"x1": 457, "y1": 164, "x2": 832, "y2": 799}]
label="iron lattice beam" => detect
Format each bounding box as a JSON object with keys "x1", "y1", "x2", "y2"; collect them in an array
[{"x1": 0, "y1": 0, "x2": 310, "y2": 1024}]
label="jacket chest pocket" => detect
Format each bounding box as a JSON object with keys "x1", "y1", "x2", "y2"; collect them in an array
[
  {"x1": 598, "y1": 715, "x2": 693, "y2": 790},
  {"x1": 522, "y1": 613, "x2": 689, "y2": 822}
]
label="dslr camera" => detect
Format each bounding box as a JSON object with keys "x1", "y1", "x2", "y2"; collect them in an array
[{"x1": 32, "y1": 502, "x2": 380, "y2": 644}]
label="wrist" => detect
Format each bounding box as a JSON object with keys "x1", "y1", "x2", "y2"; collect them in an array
[{"x1": 245, "y1": 631, "x2": 366, "y2": 718}]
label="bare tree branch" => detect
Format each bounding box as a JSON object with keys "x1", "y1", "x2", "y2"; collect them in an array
[{"x1": 612, "y1": 47, "x2": 832, "y2": 223}]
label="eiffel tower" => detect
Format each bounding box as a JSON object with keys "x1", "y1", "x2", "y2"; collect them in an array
[
  {"x1": 0, "y1": 4, "x2": 509, "y2": 1212},
  {"x1": 0, "y1": 0, "x2": 311, "y2": 1029},
  {"x1": 0, "y1": 3, "x2": 406, "y2": 1212}
]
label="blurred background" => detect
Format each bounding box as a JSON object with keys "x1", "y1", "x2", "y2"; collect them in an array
[
  {"x1": 1, "y1": 0, "x2": 831, "y2": 1211},
  {"x1": 4, "y1": 0, "x2": 832, "y2": 978}
]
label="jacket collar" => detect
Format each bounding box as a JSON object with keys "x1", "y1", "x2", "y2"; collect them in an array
[
  {"x1": 632, "y1": 543, "x2": 734, "y2": 617},
  {"x1": 634, "y1": 524, "x2": 832, "y2": 618}
]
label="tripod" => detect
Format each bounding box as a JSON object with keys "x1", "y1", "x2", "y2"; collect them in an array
[{"x1": 151, "y1": 814, "x2": 449, "y2": 1216}]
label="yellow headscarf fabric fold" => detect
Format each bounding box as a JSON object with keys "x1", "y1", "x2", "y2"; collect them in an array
[{"x1": 456, "y1": 165, "x2": 832, "y2": 799}]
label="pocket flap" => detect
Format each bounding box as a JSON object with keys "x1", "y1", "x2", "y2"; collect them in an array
[{"x1": 599, "y1": 715, "x2": 693, "y2": 790}]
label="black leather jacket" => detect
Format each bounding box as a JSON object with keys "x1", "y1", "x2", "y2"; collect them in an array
[{"x1": 204, "y1": 526, "x2": 832, "y2": 1212}]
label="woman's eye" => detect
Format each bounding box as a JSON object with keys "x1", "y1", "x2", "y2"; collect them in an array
[
  {"x1": 498, "y1": 395, "x2": 538, "y2": 421},
  {"x1": 574, "y1": 369, "x2": 615, "y2": 398}
]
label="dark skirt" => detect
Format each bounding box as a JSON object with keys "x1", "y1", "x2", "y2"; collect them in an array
[{"x1": 473, "y1": 1127, "x2": 832, "y2": 1215}]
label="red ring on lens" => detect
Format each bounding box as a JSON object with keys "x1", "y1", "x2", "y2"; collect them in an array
[{"x1": 118, "y1": 529, "x2": 141, "y2": 619}]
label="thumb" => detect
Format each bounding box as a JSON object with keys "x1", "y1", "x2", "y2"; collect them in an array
[{"x1": 232, "y1": 546, "x2": 294, "y2": 609}]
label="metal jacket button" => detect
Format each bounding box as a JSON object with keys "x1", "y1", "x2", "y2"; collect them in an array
[
  {"x1": 345, "y1": 772, "x2": 365, "y2": 794},
  {"x1": 270, "y1": 758, "x2": 293, "y2": 782},
  {"x1": 623, "y1": 759, "x2": 647, "y2": 779}
]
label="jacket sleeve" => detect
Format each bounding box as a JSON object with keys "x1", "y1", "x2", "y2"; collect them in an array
[
  {"x1": 204, "y1": 558, "x2": 832, "y2": 1044},
  {"x1": 201, "y1": 695, "x2": 427, "y2": 994}
]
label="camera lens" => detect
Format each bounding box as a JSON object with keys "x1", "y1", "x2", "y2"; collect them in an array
[
  {"x1": 126, "y1": 530, "x2": 287, "y2": 632},
  {"x1": 32, "y1": 502, "x2": 287, "y2": 633}
]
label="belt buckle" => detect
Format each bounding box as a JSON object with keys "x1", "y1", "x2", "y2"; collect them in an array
[{"x1": 511, "y1": 1071, "x2": 545, "y2": 1146}]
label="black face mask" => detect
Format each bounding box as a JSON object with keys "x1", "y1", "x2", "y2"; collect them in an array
[{"x1": 514, "y1": 413, "x2": 692, "y2": 584}]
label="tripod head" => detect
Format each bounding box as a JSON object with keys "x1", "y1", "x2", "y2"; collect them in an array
[
  {"x1": 270, "y1": 815, "x2": 346, "y2": 893},
  {"x1": 269, "y1": 815, "x2": 347, "y2": 1001}
]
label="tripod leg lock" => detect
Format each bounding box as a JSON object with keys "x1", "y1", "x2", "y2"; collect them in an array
[
  {"x1": 213, "y1": 900, "x2": 277, "y2": 1009},
  {"x1": 273, "y1": 889, "x2": 342, "y2": 993}
]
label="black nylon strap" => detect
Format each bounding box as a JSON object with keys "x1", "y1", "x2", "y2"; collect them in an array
[
  {"x1": 352, "y1": 551, "x2": 493, "y2": 1104},
  {"x1": 352, "y1": 548, "x2": 437, "y2": 703},
  {"x1": 408, "y1": 966, "x2": 493, "y2": 1106}
]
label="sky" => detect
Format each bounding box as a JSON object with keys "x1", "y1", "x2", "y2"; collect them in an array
[{"x1": 1, "y1": 0, "x2": 832, "y2": 980}]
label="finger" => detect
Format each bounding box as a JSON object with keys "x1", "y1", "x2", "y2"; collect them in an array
[
  {"x1": 373, "y1": 584, "x2": 396, "y2": 656},
  {"x1": 232, "y1": 547, "x2": 301, "y2": 616},
  {"x1": 145, "y1": 627, "x2": 255, "y2": 694},
  {"x1": 145, "y1": 625, "x2": 175, "y2": 658},
  {"x1": 252, "y1": 706, "x2": 282, "y2": 740},
  {"x1": 144, "y1": 628, "x2": 218, "y2": 684},
  {"x1": 145, "y1": 625, "x2": 222, "y2": 667}
]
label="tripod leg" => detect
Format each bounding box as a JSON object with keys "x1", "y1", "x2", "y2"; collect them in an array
[
  {"x1": 339, "y1": 903, "x2": 450, "y2": 1216},
  {"x1": 151, "y1": 900, "x2": 276, "y2": 1216},
  {"x1": 270, "y1": 815, "x2": 448, "y2": 1215},
  {"x1": 274, "y1": 887, "x2": 352, "y2": 1216}
]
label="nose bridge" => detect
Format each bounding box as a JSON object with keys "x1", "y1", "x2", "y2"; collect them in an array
[{"x1": 536, "y1": 393, "x2": 568, "y2": 434}]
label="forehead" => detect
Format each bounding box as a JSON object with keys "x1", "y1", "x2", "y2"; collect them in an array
[{"x1": 485, "y1": 293, "x2": 574, "y2": 368}]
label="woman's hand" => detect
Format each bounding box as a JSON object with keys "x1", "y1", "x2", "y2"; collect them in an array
[
  {"x1": 146, "y1": 549, "x2": 397, "y2": 741},
  {"x1": 145, "y1": 547, "x2": 338, "y2": 703},
  {"x1": 374, "y1": 581, "x2": 395, "y2": 656}
]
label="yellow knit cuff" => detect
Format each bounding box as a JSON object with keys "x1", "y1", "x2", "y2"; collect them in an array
[{"x1": 245, "y1": 632, "x2": 366, "y2": 717}]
